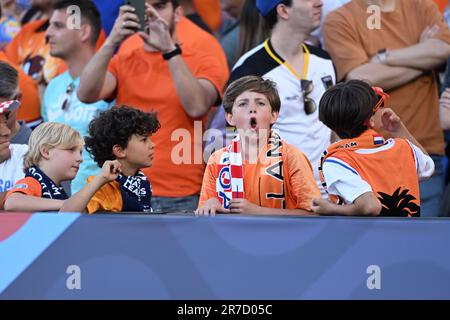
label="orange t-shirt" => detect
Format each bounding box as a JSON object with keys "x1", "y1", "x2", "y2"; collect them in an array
[
  {"x1": 118, "y1": 16, "x2": 228, "y2": 70},
  {"x1": 86, "y1": 176, "x2": 123, "y2": 214},
  {"x1": 323, "y1": 0, "x2": 450, "y2": 155},
  {"x1": 108, "y1": 46, "x2": 228, "y2": 197},
  {"x1": 199, "y1": 141, "x2": 320, "y2": 211},
  {"x1": 0, "y1": 52, "x2": 40, "y2": 124},
  {"x1": 193, "y1": 0, "x2": 222, "y2": 32}
]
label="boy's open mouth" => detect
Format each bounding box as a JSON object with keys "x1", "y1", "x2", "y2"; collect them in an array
[{"x1": 250, "y1": 117, "x2": 257, "y2": 129}]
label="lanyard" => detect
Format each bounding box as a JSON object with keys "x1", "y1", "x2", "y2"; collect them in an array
[{"x1": 263, "y1": 39, "x2": 310, "y2": 80}]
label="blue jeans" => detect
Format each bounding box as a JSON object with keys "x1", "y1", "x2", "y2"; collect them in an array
[
  {"x1": 152, "y1": 195, "x2": 200, "y2": 214},
  {"x1": 419, "y1": 155, "x2": 445, "y2": 217}
]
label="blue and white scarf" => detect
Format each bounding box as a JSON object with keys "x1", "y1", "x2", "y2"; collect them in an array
[
  {"x1": 25, "y1": 166, "x2": 68, "y2": 200},
  {"x1": 116, "y1": 171, "x2": 153, "y2": 213}
]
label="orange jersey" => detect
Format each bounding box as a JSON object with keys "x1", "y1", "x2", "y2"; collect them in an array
[
  {"x1": 108, "y1": 46, "x2": 228, "y2": 197},
  {"x1": 86, "y1": 177, "x2": 122, "y2": 214},
  {"x1": 0, "y1": 52, "x2": 40, "y2": 124},
  {"x1": 199, "y1": 140, "x2": 320, "y2": 211},
  {"x1": 118, "y1": 16, "x2": 228, "y2": 70},
  {"x1": 320, "y1": 130, "x2": 421, "y2": 217}
]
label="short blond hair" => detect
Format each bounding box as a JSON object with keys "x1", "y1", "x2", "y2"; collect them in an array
[{"x1": 23, "y1": 122, "x2": 83, "y2": 169}]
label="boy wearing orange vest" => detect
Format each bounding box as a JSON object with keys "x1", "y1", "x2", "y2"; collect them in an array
[{"x1": 312, "y1": 80, "x2": 434, "y2": 217}]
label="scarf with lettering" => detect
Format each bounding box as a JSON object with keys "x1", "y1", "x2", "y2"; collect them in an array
[
  {"x1": 216, "y1": 135, "x2": 244, "y2": 209},
  {"x1": 216, "y1": 130, "x2": 286, "y2": 209},
  {"x1": 116, "y1": 171, "x2": 153, "y2": 213},
  {"x1": 25, "y1": 166, "x2": 68, "y2": 200}
]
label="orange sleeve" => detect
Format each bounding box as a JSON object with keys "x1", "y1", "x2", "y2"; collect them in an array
[
  {"x1": 198, "y1": 151, "x2": 221, "y2": 207},
  {"x1": 285, "y1": 146, "x2": 321, "y2": 211},
  {"x1": 6, "y1": 177, "x2": 42, "y2": 198},
  {"x1": 420, "y1": 0, "x2": 450, "y2": 43},
  {"x1": 323, "y1": 11, "x2": 369, "y2": 81},
  {"x1": 193, "y1": 49, "x2": 229, "y2": 100},
  {"x1": 86, "y1": 179, "x2": 123, "y2": 214},
  {"x1": 107, "y1": 53, "x2": 121, "y2": 79}
]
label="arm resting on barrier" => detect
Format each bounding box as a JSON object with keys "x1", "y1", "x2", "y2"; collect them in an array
[{"x1": 311, "y1": 192, "x2": 382, "y2": 217}]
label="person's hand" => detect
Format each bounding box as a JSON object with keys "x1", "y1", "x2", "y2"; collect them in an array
[
  {"x1": 440, "y1": 88, "x2": 450, "y2": 109},
  {"x1": 311, "y1": 198, "x2": 335, "y2": 215},
  {"x1": 420, "y1": 24, "x2": 440, "y2": 43},
  {"x1": 99, "y1": 160, "x2": 121, "y2": 183},
  {"x1": 379, "y1": 107, "x2": 402, "y2": 133},
  {"x1": 195, "y1": 198, "x2": 230, "y2": 216},
  {"x1": 229, "y1": 198, "x2": 259, "y2": 214},
  {"x1": 106, "y1": 5, "x2": 141, "y2": 48},
  {"x1": 138, "y1": 3, "x2": 175, "y2": 53}
]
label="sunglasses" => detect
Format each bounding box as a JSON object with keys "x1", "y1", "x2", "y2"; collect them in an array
[
  {"x1": 372, "y1": 86, "x2": 389, "y2": 114},
  {"x1": 61, "y1": 83, "x2": 74, "y2": 111},
  {"x1": 301, "y1": 79, "x2": 316, "y2": 115}
]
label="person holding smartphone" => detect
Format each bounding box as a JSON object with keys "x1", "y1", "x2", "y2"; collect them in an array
[{"x1": 77, "y1": 0, "x2": 229, "y2": 213}]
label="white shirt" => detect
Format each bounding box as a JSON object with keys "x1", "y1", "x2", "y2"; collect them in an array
[
  {"x1": 322, "y1": 140, "x2": 435, "y2": 204},
  {"x1": 0, "y1": 144, "x2": 28, "y2": 193},
  {"x1": 231, "y1": 41, "x2": 336, "y2": 190}
]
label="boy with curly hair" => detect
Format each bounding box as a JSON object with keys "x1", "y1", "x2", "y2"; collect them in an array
[{"x1": 61, "y1": 106, "x2": 160, "y2": 213}]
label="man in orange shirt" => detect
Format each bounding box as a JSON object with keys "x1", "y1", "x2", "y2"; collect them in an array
[
  {"x1": 117, "y1": 15, "x2": 228, "y2": 70},
  {"x1": 323, "y1": 0, "x2": 450, "y2": 216},
  {"x1": 78, "y1": 0, "x2": 228, "y2": 212}
]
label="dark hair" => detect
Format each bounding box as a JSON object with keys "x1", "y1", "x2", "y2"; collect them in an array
[
  {"x1": 52, "y1": 0, "x2": 102, "y2": 45},
  {"x1": 172, "y1": 0, "x2": 180, "y2": 6},
  {"x1": 264, "y1": 0, "x2": 292, "y2": 30},
  {"x1": 223, "y1": 75, "x2": 281, "y2": 114},
  {"x1": 0, "y1": 61, "x2": 19, "y2": 99},
  {"x1": 85, "y1": 106, "x2": 161, "y2": 166},
  {"x1": 319, "y1": 80, "x2": 378, "y2": 139},
  {"x1": 238, "y1": 0, "x2": 270, "y2": 58}
]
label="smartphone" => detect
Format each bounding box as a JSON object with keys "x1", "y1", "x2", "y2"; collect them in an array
[{"x1": 124, "y1": 0, "x2": 145, "y2": 30}]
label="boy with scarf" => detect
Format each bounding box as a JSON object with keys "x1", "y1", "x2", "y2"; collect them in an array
[
  {"x1": 4, "y1": 122, "x2": 84, "y2": 211},
  {"x1": 312, "y1": 80, "x2": 435, "y2": 217},
  {"x1": 196, "y1": 75, "x2": 320, "y2": 216},
  {"x1": 60, "y1": 106, "x2": 160, "y2": 213}
]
